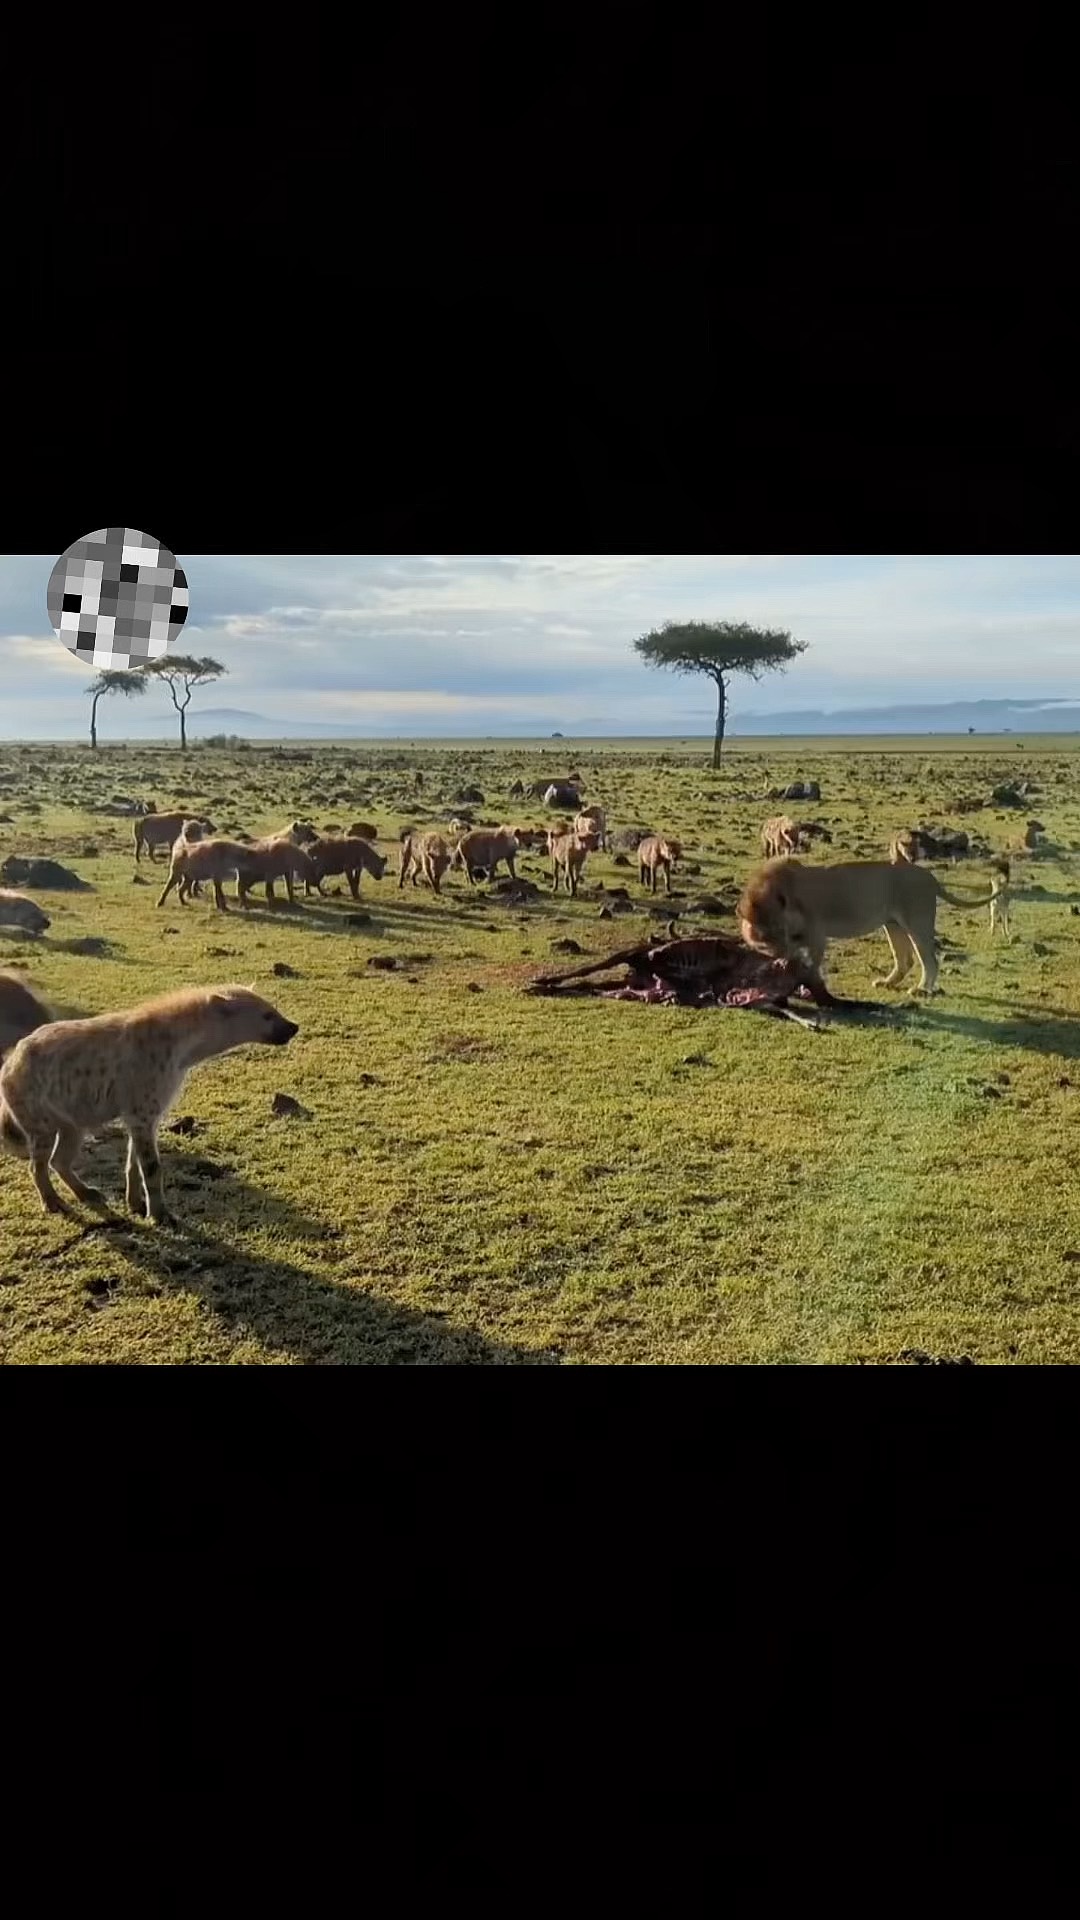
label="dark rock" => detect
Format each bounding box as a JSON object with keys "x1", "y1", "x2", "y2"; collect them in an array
[
  {"x1": 166, "y1": 1116, "x2": 199, "y2": 1136},
  {"x1": 551, "y1": 937, "x2": 584, "y2": 954},
  {"x1": 367, "y1": 955, "x2": 399, "y2": 970},
  {"x1": 0, "y1": 856, "x2": 91, "y2": 891},
  {"x1": 272, "y1": 961, "x2": 299, "y2": 977},
  {"x1": 271, "y1": 1092, "x2": 309, "y2": 1118}
]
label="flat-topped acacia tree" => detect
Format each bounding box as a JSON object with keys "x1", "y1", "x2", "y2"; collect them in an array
[
  {"x1": 633, "y1": 620, "x2": 807, "y2": 769},
  {"x1": 86, "y1": 666, "x2": 148, "y2": 749},
  {"x1": 143, "y1": 654, "x2": 227, "y2": 750}
]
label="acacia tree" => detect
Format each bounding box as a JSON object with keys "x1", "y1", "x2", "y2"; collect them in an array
[
  {"x1": 86, "y1": 666, "x2": 149, "y2": 749},
  {"x1": 633, "y1": 620, "x2": 807, "y2": 770},
  {"x1": 143, "y1": 654, "x2": 227, "y2": 750}
]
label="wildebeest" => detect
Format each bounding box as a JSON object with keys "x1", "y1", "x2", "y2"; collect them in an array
[
  {"x1": 542, "y1": 782, "x2": 582, "y2": 810},
  {"x1": 0, "y1": 986, "x2": 298, "y2": 1224}
]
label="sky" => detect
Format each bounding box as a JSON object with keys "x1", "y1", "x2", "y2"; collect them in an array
[{"x1": 1, "y1": 553, "x2": 1078, "y2": 738}]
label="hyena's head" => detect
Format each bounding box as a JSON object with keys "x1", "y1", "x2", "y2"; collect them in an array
[{"x1": 209, "y1": 987, "x2": 299, "y2": 1048}]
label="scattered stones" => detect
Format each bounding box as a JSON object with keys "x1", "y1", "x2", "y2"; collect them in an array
[
  {"x1": 271, "y1": 1092, "x2": 310, "y2": 1118},
  {"x1": 897, "y1": 1349, "x2": 975, "y2": 1366}
]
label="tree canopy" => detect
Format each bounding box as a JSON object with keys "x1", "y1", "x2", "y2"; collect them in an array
[
  {"x1": 86, "y1": 665, "x2": 148, "y2": 748},
  {"x1": 143, "y1": 654, "x2": 227, "y2": 749},
  {"x1": 633, "y1": 620, "x2": 807, "y2": 767}
]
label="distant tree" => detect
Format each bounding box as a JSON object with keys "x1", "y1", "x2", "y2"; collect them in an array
[
  {"x1": 633, "y1": 620, "x2": 807, "y2": 770},
  {"x1": 143, "y1": 654, "x2": 227, "y2": 751},
  {"x1": 86, "y1": 666, "x2": 149, "y2": 750},
  {"x1": 968, "y1": 726, "x2": 976, "y2": 735}
]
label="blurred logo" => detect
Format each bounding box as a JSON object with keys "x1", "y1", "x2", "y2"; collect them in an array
[{"x1": 47, "y1": 528, "x2": 188, "y2": 669}]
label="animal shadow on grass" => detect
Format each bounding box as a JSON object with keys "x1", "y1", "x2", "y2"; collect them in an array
[
  {"x1": 228, "y1": 897, "x2": 453, "y2": 936},
  {"x1": 913, "y1": 1005, "x2": 1080, "y2": 1062},
  {"x1": 58, "y1": 1139, "x2": 558, "y2": 1365}
]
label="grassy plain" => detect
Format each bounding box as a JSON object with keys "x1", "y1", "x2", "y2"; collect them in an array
[{"x1": 2, "y1": 733, "x2": 1079, "y2": 1366}]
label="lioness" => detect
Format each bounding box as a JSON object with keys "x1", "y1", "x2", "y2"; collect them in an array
[{"x1": 738, "y1": 856, "x2": 1004, "y2": 997}]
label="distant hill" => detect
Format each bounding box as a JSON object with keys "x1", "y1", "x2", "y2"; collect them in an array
[
  {"x1": 734, "y1": 698, "x2": 1080, "y2": 736},
  {"x1": 39, "y1": 695, "x2": 1080, "y2": 743},
  {"x1": 121, "y1": 707, "x2": 373, "y2": 739}
]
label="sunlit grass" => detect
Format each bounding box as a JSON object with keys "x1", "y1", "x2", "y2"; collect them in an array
[{"x1": 2, "y1": 735, "x2": 1079, "y2": 1364}]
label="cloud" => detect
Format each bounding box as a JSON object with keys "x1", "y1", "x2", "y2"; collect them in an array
[{"x1": 4, "y1": 552, "x2": 1080, "y2": 737}]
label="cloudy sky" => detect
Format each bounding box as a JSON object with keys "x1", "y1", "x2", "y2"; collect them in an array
[{"x1": 1, "y1": 553, "x2": 1078, "y2": 738}]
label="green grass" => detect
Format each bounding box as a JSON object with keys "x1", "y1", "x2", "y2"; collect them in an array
[{"x1": 2, "y1": 735, "x2": 1080, "y2": 1365}]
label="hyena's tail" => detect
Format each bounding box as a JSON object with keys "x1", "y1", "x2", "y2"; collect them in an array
[{"x1": 0, "y1": 1093, "x2": 29, "y2": 1158}]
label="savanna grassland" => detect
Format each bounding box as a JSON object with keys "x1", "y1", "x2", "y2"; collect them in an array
[{"x1": 2, "y1": 733, "x2": 1079, "y2": 1366}]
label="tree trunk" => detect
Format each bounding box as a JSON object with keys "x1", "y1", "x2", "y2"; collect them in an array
[
  {"x1": 179, "y1": 706, "x2": 187, "y2": 751},
  {"x1": 90, "y1": 693, "x2": 100, "y2": 749},
  {"x1": 711, "y1": 676, "x2": 727, "y2": 771}
]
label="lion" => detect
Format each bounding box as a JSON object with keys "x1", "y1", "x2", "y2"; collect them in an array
[{"x1": 737, "y1": 856, "x2": 1006, "y2": 997}]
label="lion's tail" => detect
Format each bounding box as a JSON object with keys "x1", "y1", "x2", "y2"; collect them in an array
[{"x1": 934, "y1": 874, "x2": 1003, "y2": 909}]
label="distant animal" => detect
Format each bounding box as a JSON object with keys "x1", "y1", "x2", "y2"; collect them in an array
[
  {"x1": 508, "y1": 825, "x2": 546, "y2": 850},
  {"x1": 0, "y1": 890, "x2": 51, "y2": 936},
  {"x1": 637, "y1": 835, "x2": 682, "y2": 895},
  {"x1": 889, "y1": 829, "x2": 924, "y2": 864},
  {"x1": 347, "y1": 822, "x2": 379, "y2": 842},
  {"x1": 0, "y1": 985, "x2": 297, "y2": 1225},
  {"x1": 399, "y1": 830, "x2": 452, "y2": 895},
  {"x1": 134, "y1": 811, "x2": 216, "y2": 863},
  {"x1": 761, "y1": 815, "x2": 798, "y2": 860},
  {"x1": 1020, "y1": 819, "x2": 1046, "y2": 850},
  {"x1": 890, "y1": 827, "x2": 970, "y2": 865},
  {"x1": 452, "y1": 827, "x2": 520, "y2": 886},
  {"x1": 782, "y1": 780, "x2": 821, "y2": 803},
  {"x1": 542, "y1": 782, "x2": 582, "y2": 810},
  {"x1": 792, "y1": 821, "x2": 833, "y2": 852},
  {"x1": 989, "y1": 857, "x2": 1012, "y2": 939},
  {"x1": 305, "y1": 835, "x2": 387, "y2": 901},
  {"x1": 738, "y1": 856, "x2": 1005, "y2": 998},
  {"x1": 0, "y1": 971, "x2": 52, "y2": 1063},
  {"x1": 548, "y1": 830, "x2": 590, "y2": 896},
  {"x1": 573, "y1": 805, "x2": 608, "y2": 851}
]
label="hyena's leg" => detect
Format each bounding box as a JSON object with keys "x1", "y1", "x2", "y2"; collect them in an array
[
  {"x1": 126, "y1": 1121, "x2": 176, "y2": 1227},
  {"x1": 50, "y1": 1126, "x2": 113, "y2": 1213}
]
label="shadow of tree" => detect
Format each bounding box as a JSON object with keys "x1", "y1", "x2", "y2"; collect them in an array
[{"x1": 58, "y1": 1141, "x2": 559, "y2": 1366}]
